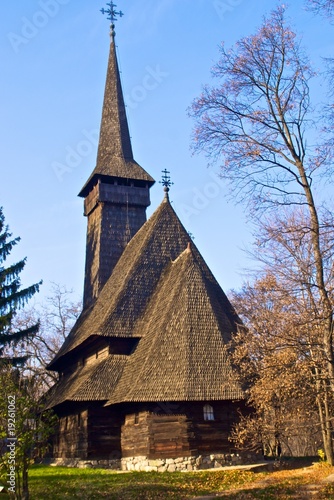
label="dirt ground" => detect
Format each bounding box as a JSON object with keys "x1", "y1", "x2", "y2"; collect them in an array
[{"x1": 191, "y1": 459, "x2": 334, "y2": 499}]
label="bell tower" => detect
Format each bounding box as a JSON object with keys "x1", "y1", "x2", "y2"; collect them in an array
[{"x1": 79, "y1": 4, "x2": 155, "y2": 309}]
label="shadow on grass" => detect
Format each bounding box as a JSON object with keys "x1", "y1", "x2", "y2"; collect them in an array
[
  {"x1": 264, "y1": 456, "x2": 318, "y2": 469},
  {"x1": 213, "y1": 485, "x2": 300, "y2": 500},
  {"x1": 249, "y1": 456, "x2": 319, "y2": 476}
]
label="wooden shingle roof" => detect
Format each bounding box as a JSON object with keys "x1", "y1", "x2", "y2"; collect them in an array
[
  {"x1": 47, "y1": 196, "x2": 244, "y2": 404},
  {"x1": 48, "y1": 197, "x2": 193, "y2": 370},
  {"x1": 107, "y1": 245, "x2": 243, "y2": 404},
  {"x1": 78, "y1": 35, "x2": 154, "y2": 198},
  {"x1": 45, "y1": 355, "x2": 127, "y2": 409}
]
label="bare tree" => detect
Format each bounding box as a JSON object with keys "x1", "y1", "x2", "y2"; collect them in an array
[
  {"x1": 306, "y1": 0, "x2": 334, "y2": 19},
  {"x1": 230, "y1": 271, "x2": 330, "y2": 460},
  {"x1": 190, "y1": 6, "x2": 334, "y2": 456},
  {"x1": 191, "y1": 6, "x2": 332, "y2": 211},
  {"x1": 9, "y1": 284, "x2": 81, "y2": 393},
  {"x1": 229, "y1": 205, "x2": 334, "y2": 462},
  {"x1": 306, "y1": 0, "x2": 334, "y2": 126}
]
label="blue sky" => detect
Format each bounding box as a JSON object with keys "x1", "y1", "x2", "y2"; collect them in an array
[{"x1": 1, "y1": 0, "x2": 333, "y2": 304}]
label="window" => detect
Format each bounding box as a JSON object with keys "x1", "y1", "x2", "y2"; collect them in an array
[{"x1": 203, "y1": 404, "x2": 214, "y2": 421}]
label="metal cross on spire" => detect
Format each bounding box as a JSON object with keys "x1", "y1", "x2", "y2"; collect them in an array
[
  {"x1": 159, "y1": 169, "x2": 174, "y2": 197},
  {"x1": 101, "y1": 1, "x2": 124, "y2": 23}
]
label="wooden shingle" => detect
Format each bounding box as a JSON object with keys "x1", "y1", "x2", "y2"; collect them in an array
[
  {"x1": 78, "y1": 35, "x2": 154, "y2": 198},
  {"x1": 47, "y1": 197, "x2": 244, "y2": 405}
]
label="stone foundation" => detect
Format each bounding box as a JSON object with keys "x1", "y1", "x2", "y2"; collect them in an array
[
  {"x1": 49, "y1": 458, "x2": 121, "y2": 470},
  {"x1": 122, "y1": 454, "x2": 245, "y2": 472},
  {"x1": 49, "y1": 453, "x2": 259, "y2": 471}
]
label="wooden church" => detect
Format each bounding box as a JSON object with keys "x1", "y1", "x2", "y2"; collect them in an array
[{"x1": 46, "y1": 4, "x2": 248, "y2": 471}]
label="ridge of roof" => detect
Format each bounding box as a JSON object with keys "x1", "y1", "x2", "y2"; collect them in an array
[
  {"x1": 106, "y1": 246, "x2": 244, "y2": 404},
  {"x1": 48, "y1": 198, "x2": 192, "y2": 369}
]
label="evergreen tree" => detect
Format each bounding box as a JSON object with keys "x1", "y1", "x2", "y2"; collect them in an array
[{"x1": 0, "y1": 207, "x2": 41, "y2": 366}]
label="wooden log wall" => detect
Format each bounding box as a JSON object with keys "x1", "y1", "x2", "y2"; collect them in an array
[
  {"x1": 53, "y1": 409, "x2": 88, "y2": 459},
  {"x1": 149, "y1": 414, "x2": 194, "y2": 457},
  {"x1": 188, "y1": 401, "x2": 238, "y2": 454},
  {"x1": 87, "y1": 406, "x2": 122, "y2": 459},
  {"x1": 53, "y1": 404, "x2": 123, "y2": 460},
  {"x1": 121, "y1": 411, "x2": 150, "y2": 458},
  {"x1": 121, "y1": 401, "x2": 244, "y2": 459},
  {"x1": 52, "y1": 400, "x2": 246, "y2": 460}
]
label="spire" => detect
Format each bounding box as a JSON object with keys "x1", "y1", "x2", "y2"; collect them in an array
[
  {"x1": 79, "y1": 3, "x2": 154, "y2": 308},
  {"x1": 97, "y1": 24, "x2": 133, "y2": 164},
  {"x1": 79, "y1": 3, "x2": 154, "y2": 197}
]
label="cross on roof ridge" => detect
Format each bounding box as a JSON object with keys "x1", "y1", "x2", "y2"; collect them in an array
[
  {"x1": 101, "y1": 1, "x2": 124, "y2": 24},
  {"x1": 159, "y1": 169, "x2": 174, "y2": 197}
]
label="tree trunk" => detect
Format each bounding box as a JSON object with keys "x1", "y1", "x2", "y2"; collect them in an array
[
  {"x1": 21, "y1": 458, "x2": 29, "y2": 500},
  {"x1": 316, "y1": 379, "x2": 334, "y2": 465},
  {"x1": 297, "y1": 166, "x2": 334, "y2": 394},
  {"x1": 323, "y1": 388, "x2": 334, "y2": 466}
]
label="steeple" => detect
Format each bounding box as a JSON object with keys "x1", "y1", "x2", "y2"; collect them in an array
[
  {"x1": 80, "y1": 4, "x2": 155, "y2": 309},
  {"x1": 97, "y1": 26, "x2": 134, "y2": 164},
  {"x1": 79, "y1": 7, "x2": 154, "y2": 198}
]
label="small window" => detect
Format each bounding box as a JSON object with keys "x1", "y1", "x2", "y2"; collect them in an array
[
  {"x1": 134, "y1": 413, "x2": 139, "y2": 425},
  {"x1": 203, "y1": 404, "x2": 215, "y2": 421}
]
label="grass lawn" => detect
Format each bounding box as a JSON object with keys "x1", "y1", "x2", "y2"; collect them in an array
[
  {"x1": 8, "y1": 460, "x2": 334, "y2": 499},
  {"x1": 27, "y1": 465, "x2": 255, "y2": 499}
]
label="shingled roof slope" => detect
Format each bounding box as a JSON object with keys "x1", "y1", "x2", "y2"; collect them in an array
[
  {"x1": 107, "y1": 246, "x2": 244, "y2": 404},
  {"x1": 79, "y1": 35, "x2": 154, "y2": 198},
  {"x1": 48, "y1": 198, "x2": 195, "y2": 369},
  {"x1": 45, "y1": 355, "x2": 127, "y2": 409}
]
